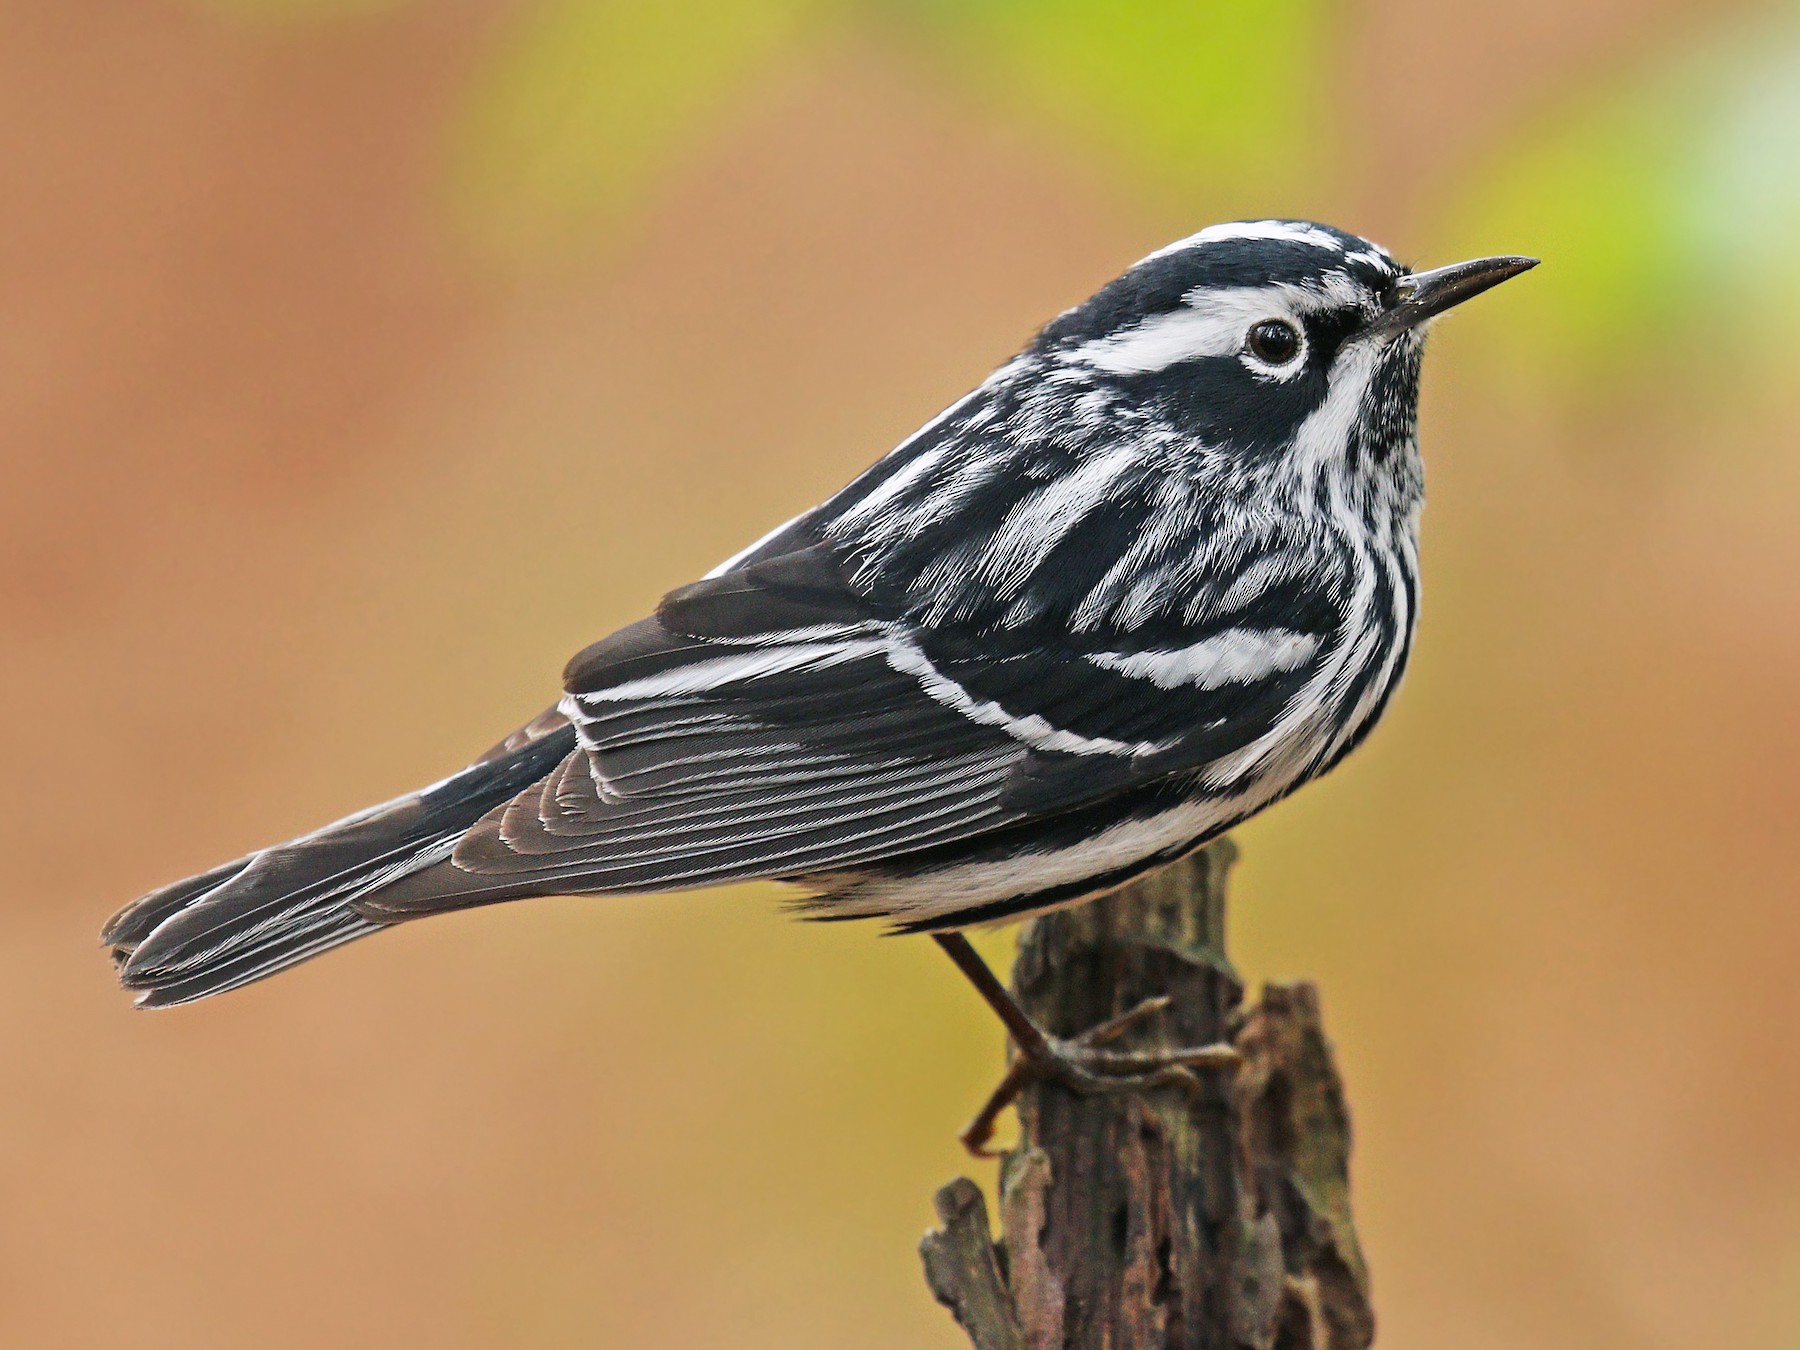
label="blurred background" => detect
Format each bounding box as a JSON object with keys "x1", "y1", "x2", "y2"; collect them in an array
[{"x1": 5, "y1": 1, "x2": 1800, "y2": 1346}]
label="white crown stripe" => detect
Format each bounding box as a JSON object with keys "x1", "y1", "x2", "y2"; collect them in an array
[{"x1": 1137, "y1": 220, "x2": 1356, "y2": 265}]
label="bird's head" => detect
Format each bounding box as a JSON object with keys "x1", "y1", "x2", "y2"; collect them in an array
[{"x1": 1030, "y1": 220, "x2": 1536, "y2": 507}]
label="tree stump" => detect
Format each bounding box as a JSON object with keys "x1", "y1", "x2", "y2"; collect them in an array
[{"x1": 920, "y1": 839, "x2": 1374, "y2": 1350}]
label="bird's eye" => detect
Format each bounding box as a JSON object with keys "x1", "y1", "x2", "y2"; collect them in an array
[{"x1": 1244, "y1": 319, "x2": 1303, "y2": 367}]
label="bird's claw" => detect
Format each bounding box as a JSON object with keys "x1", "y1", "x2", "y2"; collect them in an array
[{"x1": 957, "y1": 997, "x2": 1242, "y2": 1158}]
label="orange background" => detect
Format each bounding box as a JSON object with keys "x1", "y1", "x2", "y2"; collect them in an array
[{"x1": 5, "y1": 3, "x2": 1799, "y2": 1347}]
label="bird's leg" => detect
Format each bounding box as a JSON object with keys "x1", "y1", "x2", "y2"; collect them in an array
[{"x1": 932, "y1": 932, "x2": 1241, "y2": 1157}]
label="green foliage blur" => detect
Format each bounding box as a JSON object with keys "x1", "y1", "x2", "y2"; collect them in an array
[{"x1": 207, "y1": 0, "x2": 1800, "y2": 379}]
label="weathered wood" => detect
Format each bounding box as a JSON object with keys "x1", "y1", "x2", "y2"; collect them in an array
[
  {"x1": 921, "y1": 1178, "x2": 1027, "y2": 1350},
  {"x1": 921, "y1": 839, "x2": 1374, "y2": 1350}
]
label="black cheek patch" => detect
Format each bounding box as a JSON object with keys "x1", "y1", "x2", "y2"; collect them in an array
[{"x1": 1111, "y1": 354, "x2": 1326, "y2": 458}]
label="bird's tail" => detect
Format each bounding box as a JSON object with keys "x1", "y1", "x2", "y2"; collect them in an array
[{"x1": 102, "y1": 716, "x2": 576, "y2": 1008}]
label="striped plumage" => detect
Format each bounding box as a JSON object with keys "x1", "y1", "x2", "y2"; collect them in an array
[{"x1": 103, "y1": 220, "x2": 1534, "y2": 1007}]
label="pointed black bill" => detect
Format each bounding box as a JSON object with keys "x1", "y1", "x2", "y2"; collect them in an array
[{"x1": 1371, "y1": 254, "x2": 1539, "y2": 336}]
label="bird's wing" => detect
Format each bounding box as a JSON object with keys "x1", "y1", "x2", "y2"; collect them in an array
[
  {"x1": 931, "y1": 557, "x2": 1345, "y2": 815},
  {"x1": 356, "y1": 538, "x2": 1336, "y2": 917}
]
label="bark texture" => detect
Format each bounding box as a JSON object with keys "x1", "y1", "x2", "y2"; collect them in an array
[{"x1": 921, "y1": 839, "x2": 1374, "y2": 1350}]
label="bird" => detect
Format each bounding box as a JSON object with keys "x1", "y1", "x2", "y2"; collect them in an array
[{"x1": 102, "y1": 220, "x2": 1534, "y2": 1151}]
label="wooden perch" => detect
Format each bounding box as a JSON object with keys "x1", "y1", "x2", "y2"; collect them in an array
[{"x1": 920, "y1": 839, "x2": 1374, "y2": 1350}]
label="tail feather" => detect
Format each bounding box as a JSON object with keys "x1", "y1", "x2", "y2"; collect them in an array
[
  {"x1": 126, "y1": 909, "x2": 386, "y2": 1009},
  {"x1": 104, "y1": 715, "x2": 576, "y2": 1007},
  {"x1": 100, "y1": 855, "x2": 256, "y2": 952}
]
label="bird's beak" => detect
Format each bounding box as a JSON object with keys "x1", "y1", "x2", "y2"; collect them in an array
[{"x1": 1369, "y1": 254, "x2": 1539, "y2": 337}]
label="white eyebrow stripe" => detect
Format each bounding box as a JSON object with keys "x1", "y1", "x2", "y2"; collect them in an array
[
  {"x1": 1087, "y1": 629, "x2": 1320, "y2": 689},
  {"x1": 1069, "y1": 305, "x2": 1247, "y2": 374},
  {"x1": 1067, "y1": 267, "x2": 1382, "y2": 377},
  {"x1": 1069, "y1": 285, "x2": 1301, "y2": 375}
]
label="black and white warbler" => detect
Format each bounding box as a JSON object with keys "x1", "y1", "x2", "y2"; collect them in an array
[{"x1": 103, "y1": 221, "x2": 1533, "y2": 1142}]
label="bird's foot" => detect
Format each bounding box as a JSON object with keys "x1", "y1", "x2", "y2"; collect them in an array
[{"x1": 957, "y1": 995, "x2": 1241, "y2": 1158}]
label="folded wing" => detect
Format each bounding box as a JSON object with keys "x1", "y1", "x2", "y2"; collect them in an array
[{"x1": 358, "y1": 538, "x2": 1336, "y2": 918}]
